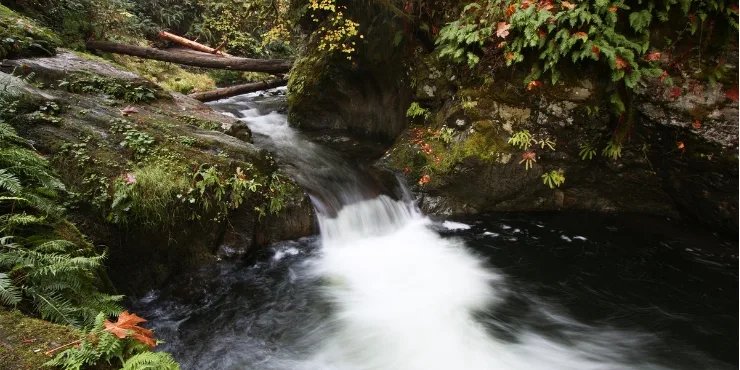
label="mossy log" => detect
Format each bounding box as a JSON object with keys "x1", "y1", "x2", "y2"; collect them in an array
[
  {"x1": 86, "y1": 40, "x2": 292, "y2": 73},
  {"x1": 189, "y1": 79, "x2": 287, "y2": 102}
]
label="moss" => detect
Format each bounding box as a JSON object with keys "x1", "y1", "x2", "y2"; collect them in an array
[
  {"x1": 0, "y1": 309, "x2": 82, "y2": 370},
  {"x1": 287, "y1": 53, "x2": 330, "y2": 121},
  {"x1": 112, "y1": 55, "x2": 216, "y2": 94},
  {"x1": 461, "y1": 121, "x2": 509, "y2": 161},
  {"x1": 0, "y1": 5, "x2": 60, "y2": 59}
]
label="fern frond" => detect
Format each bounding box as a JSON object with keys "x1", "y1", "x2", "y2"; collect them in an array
[
  {"x1": 0, "y1": 169, "x2": 22, "y2": 194},
  {"x1": 121, "y1": 352, "x2": 180, "y2": 370},
  {"x1": 28, "y1": 289, "x2": 80, "y2": 326},
  {"x1": 0, "y1": 272, "x2": 21, "y2": 306}
]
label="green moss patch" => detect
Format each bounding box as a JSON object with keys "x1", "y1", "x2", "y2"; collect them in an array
[
  {"x1": 0, "y1": 5, "x2": 59, "y2": 59},
  {"x1": 0, "y1": 309, "x2": 82, "y2": 370}
]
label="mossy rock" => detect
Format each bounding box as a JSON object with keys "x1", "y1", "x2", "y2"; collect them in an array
[
  {"x1": 0, "y1": 5, "x2": 59, "y2": 59},
  {"x1": 0, "y1": 309, "x2": 80, "y2": 370}
]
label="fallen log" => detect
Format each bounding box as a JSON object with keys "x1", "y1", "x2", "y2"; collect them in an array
[
  {"x1": 188, "y1": 79, "x2": 287, "y2": 102},
  {"x1": 86, "y1": 41, "x2": 292, "y2": 74},
  {"x1": 157, "y1": 31, "x2": 231, "y2": 56}
]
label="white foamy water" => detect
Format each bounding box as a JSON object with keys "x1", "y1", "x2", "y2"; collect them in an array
[{"x1": 294, "y1": 196, "x2": 670, "y2": 370}]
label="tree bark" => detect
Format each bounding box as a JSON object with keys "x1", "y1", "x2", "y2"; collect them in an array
[
  {"x1": 157, "y1": 31, "x2": 231, "y2": 56},
  {"x1": 86, "y1": 41, "x2": 293, "y2": 73},
  {"x1": 188, "y1": 79, "x2": 287, "y2": 102}
]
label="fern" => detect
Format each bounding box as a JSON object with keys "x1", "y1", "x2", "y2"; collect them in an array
[
  {"x1": 121, "y1": 352, "x2": 180, "y2": 370},
  {"x1": 0, "y1": 237, "x2": 122, "y2": 327},
  {"x1": 578, "y1": 143, "x2": 597, "y2": 160},
  {"x1": 0, "y1": 272, "x2": 21, "y2": 306}
]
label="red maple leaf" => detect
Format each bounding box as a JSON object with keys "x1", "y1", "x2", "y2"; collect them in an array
[
  {"x1": 527, "y1": 80, "x2": 542, "y2": 90},
  {"x1": 645, "y1": 51, "x2": 662, "y2": 62},
  {"x1": 497, "y1": 22, "x2": 510, "y2": 38},
  {"x1": 591, "y1": 45, "x2": 601, "y2": 58},
  {"x1": 103, "y1": 311, "x2": 156, "y2": 348},
  {"x1": 572, "y1": 31, "x2": 588, "y2": 39},
  {"x1": 670, "y1": 87, "x2": 682, "y2": 99},
  {"x1": 561, "y1": 1, "x2": 576, "y2": 9},
  {"x1": 724, "y1": 87, "x2": 739, "y2": 102},
  {"x1": 615, "y1": 56, "x2": 629, "y2": 69}
]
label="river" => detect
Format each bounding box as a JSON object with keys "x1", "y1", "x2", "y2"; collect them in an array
[{"x1": 132, "y1": 88, "x2": 737, "y2": 370}]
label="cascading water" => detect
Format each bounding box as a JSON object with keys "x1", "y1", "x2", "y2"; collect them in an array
[{"x1": 133, "y1": 89, "x2": 736, "y2": 370}]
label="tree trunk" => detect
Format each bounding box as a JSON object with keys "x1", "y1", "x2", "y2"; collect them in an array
[
  {"x1": 188, "y1": 79, "x2": 287, "y2": 102},
  {"x1": 86, "y1": 41, "x2": 292, "y2": 73},
  {"x1": 157, "y1": 31, "x2": 231, "y2": 56}
]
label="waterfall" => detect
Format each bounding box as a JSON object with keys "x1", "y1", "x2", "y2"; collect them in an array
[{"x1": 204, "y1": 91, "x2": 683, "y2": 370}]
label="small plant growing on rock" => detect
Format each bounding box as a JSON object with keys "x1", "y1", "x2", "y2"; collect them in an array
[
  {"x1": 519, "y1": 151, "x2": 536, "y2": 170},
  {"x1": 406, "y1": 102, "x2": 430, "y2": 120},
  {"x1": 122, "y1": 130, "x2": 155, "y2": 156},
  {"x1": 435, "y1": 126, "x2": 455, "y2": 144},
  {"x1": 578, "y1": 143, "x2": 597, "y2": 160},
  {"x1": 542, "y1": 169, "x2": 565, "y2": 188},
  {"x1": 507, "y1": 130, "x2": 534, "y2": 149},
  {"x1": 602, "y1": 140, "x2": 623, "y2": 160}
]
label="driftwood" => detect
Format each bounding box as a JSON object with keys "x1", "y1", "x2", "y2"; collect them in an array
[
  {"x1": 157, "y1": 31, "x2": 231, "y2": 56},
  {"x1": 188, "y1": 79, "x2": 287, "y2": 102},
  {"x1": 86, "y1": 41, "x2": 292, "y2": 73}
]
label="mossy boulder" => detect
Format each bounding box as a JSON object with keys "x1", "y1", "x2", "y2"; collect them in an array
[
  {"x1": 287, "y1": 2, "x2": 412, "y2": 140},
  {"x1": 383, "y1": 45, "x2": 738, "y2": 236},
  {"x1": 2, "y1": 52, "x2": 314, "y2": 294}
]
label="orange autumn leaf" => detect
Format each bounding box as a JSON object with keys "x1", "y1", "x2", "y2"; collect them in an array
[
  {"x1": 676, "y1": 141, "x2": 685, "y2": 150},
  {"x1": 497, "y1": 41, "x2": 507, "y2": 48},
  {"x1": 418, "y1": 175, "x2": 430, "y2": 185},
  {"x1": 615, "y1": 56, "x2": 629, "y2": 69},
  {"x1": 537, "y1": 28, "x2": 546, "y2": 38},
  {"x1": 591, "y1": 45, "x2": 601, "y2": 58},
  {"x1": 506, "y1": 51, "x2": 515, "y2": 60},
  {"x1": 609, "y1": 6, "x2": 618, "y2": 12},
  {"x1": 505, "y1": 3, "x2": 518, "y2": 17},
  {"x1": 572, "y1": 31, "x2": 588, "y2": 39},
  {"x1": 645, "y1": 51, "x2": 662, "y2": 62},
  {"x1": 692, "y1": 120, "x2": 701, "y2": 129},
  {"x1": 658, "y1": 70, "x2": 668, "y2": 82},
  {"x1": 561, "y1": 1, "x2": 576, "y2": 9},
  {"x1": 103, "y1": 311, "x2": 156, "y2": 348},
  {"x1": 527, "y1": 80, "x2": 542, "y2": 90}
]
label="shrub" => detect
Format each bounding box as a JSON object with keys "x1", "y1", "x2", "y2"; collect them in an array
[{"x1": 436, "y1": 0, "x2": 737, "y2": 88}]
